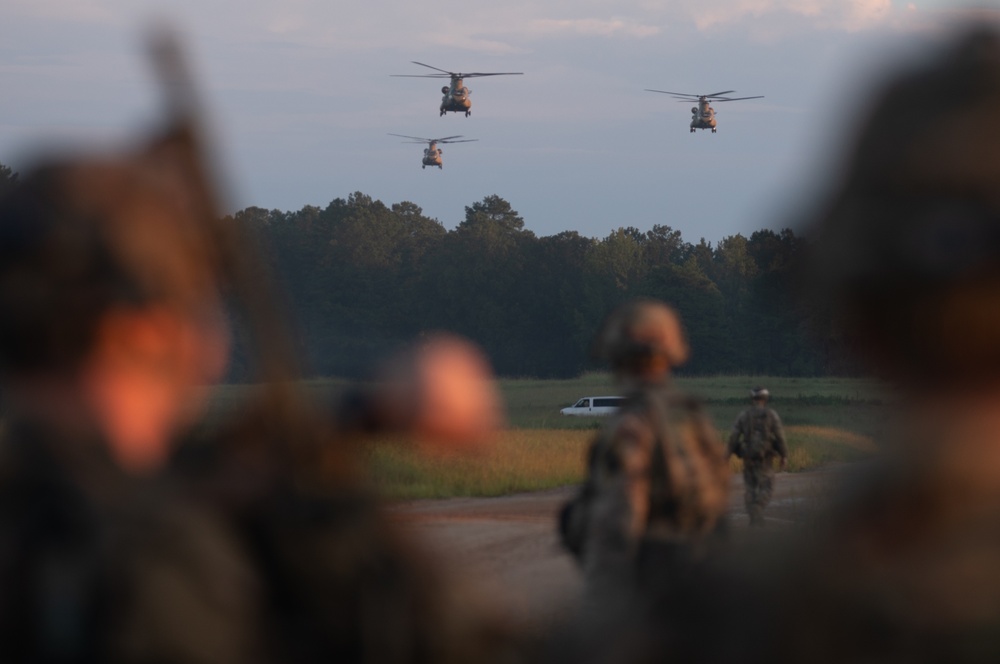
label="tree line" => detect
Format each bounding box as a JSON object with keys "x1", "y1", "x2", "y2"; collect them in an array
[
  {"x1": 0, "y1": 161, "x2": 850, "y2": 379},
  {"x1": 233, "y1": 193, "x2": 852, "y2": 379}
]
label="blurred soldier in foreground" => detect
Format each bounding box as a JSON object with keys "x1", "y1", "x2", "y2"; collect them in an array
[
  {"x1": 0, "y1": 29, "x2": 512, "y2": 663},
  {"x1": 0, "y1": 135, "x2": 246, "y2": 661},
  {"x1": 551, "y1": 299, "x2": 730, "y2": 664},
  {"x1": 727, "y1": 386, "x2": 787, "y2": 526},
  {"x1": 767, "y1": 23, "x2": 1000, "y2": 662},
  {"x1": 559, "y1": 299, "x2": 730, "y2": 590}
]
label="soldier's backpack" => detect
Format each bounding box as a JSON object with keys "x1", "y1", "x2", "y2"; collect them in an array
[{"x1": 744, "y1": 408, "x2": 774, "y2": 461}]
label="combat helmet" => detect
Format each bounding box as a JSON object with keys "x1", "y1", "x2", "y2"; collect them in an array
[
  {"x1": 0, "y1": 153, "x2": 227, "y2": 377},
  {"x1": 751, "y1": 386, "x2": 769, "y2": 401},
  {"x1": 594, "y1": 298, "x2": 689, "y2": 380},
  {"x1": 806, "y1": 25, "x2": 1000, "y2": 385}
]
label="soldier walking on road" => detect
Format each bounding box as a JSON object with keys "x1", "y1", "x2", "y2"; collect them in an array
[{"x1": 728, "y1": 387, "x2": 788, "y2": 526}]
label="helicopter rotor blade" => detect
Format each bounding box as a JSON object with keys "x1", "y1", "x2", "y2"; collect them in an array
[
  {"x1": 388, "y1": 133, "x2": 432, "y2": 142},
  {"x1": 433, "y1": 135, "x2": 466, "y2": 142},
  {"x1": 440, "y1": 139, "x2": 478, "y2": 144},
  {"x1": 645, "y1": 89, "x2": 699, "y2": 98},
  {"x1": 704, "y1": 90, "x2": 736, "y2": 98},
  {"x1": 715, "y1": 95, "x2": 765, "y2": 102},
  {"x1": 411, "y1": 61, "x2": 454, "y2": 75},
  {"x1": 460, "y1": 72, "x2": 523, "y2": 78}
]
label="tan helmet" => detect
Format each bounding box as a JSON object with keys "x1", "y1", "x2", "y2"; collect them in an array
[
  {"x1": 806, "y1": 25, "x2": 1000, "y2": 384},
  {"x1": 594, "y1": 298, "x2": 689, "y2": 376}
]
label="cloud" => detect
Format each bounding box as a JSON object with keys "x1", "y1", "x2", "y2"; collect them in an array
[
  {"x1": 5, "y1": 0, "x2": 118, "y2": 24},
  {"x1": 423, "y1": 33, "x2": 526, "y2": 55},
  {"x1": 526, "y1": 17, "x2": 661, "y2": 38},
  {"x1": 689, "y1": 0, "x2": 893, "y2": 32}
]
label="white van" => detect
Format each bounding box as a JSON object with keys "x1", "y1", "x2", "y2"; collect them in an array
[{"x1": 560, "y1": 396, "x2": 626, "y2": 417}]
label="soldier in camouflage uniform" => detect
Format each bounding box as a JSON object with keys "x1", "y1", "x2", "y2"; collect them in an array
[
  {"x1": 0, "y1": 33, "x2": 514, "y2": 663},
  {"x1": 727, "y1": 387, "x2": 787, "y2": 526},
  {"x1": 0, "y1": 134, "x2": 259, "y2": 662},
  {"x1": 559, "y1": 299, "x2": 730, "y2": 590}
]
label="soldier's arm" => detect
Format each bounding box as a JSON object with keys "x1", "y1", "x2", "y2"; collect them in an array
[
  {"x1": 726, "y1": 412, "x2": 745, "y2": 458},
  {"x1": 558, "y1": 431, "x2": 607, "y2": 559},
  {"x1": 771, "y1": 410, "x2": 789, "y2": 468}
]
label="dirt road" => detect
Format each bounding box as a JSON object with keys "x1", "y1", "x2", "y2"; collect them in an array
[{"x1": 389, "y1": 465, "x2": 849, "y2": 635}]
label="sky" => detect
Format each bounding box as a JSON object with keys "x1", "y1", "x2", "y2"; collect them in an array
[{"x1": 1, "y1": 0, "x2": 998, "y2": 243}]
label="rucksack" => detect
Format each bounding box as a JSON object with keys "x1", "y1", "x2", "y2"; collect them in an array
[{"x1": 744, "y1": 408, "x2": 774, "y2": 461}]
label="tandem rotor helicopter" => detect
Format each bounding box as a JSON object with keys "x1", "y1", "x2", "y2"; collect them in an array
[
  {"x1": 388, "y1": 133, "x2": 478, "y2": 169},
  {"x1": 392, "y1": 62, "x2": 523, "y2": 117},
  {"x1": 645, "y1": 89, "x2": 763, "y2": 133}
]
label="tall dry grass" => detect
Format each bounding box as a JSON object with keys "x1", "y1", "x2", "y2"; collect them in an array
[
  {"x1": 364, "y1": 429, "x2": 591, "y2": 500},
  {"x1": 368, "y1": 423, "x2": 877, "y2": 499}
]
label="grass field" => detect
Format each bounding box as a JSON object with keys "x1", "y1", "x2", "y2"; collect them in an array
[
  {"x1": 280, "y1": 374, "x2": 889, "y2": 499},
  {"x1": 202, "y1": 374, "x2": 888, "y2": 499}
]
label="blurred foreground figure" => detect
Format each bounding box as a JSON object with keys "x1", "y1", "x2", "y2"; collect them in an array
[
  {"x1": 559, "y1": 299, "x2": 729, "y2": 590},
  {"x1": 344, "y1": 333, "x2": 504, "y2": 449},
  {"x1": 727, "y1": 386, "x2": 787, "y2": 526},
  {"x1": 552, "y1": 299, "x2": 730, "y2": 663},
  {"x1": 769, "y1": 24, "x2": 1000, "y2": 662},
  {"x1": 0, "y1": 29, "x2": 511, "y2": 663},
  {"x1": 0, "y1": 145, "x2": 249, "y2": 661}
]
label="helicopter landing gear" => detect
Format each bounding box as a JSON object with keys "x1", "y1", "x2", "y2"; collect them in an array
[
  {"x1": 440, "y1": 110, "x2": 446, "y2": 117},
  {"x1": 439, "y1": 165, "x2": 443, "y2": 169},
  {"x1": 422, "y1": 165, "x2": 425, "y2": 169},
  {"x1": 712, "y1": 128, "x2": 717, "y2": 133},
  {"x1": 465, "y1": 110, "x2": 471, "y2": 117},
  {"x1": 690, "y1": 128, "x2": 696, "y2": 133}
]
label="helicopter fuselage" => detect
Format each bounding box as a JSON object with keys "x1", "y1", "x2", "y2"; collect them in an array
[
  {"x1": 422, "y1": 143, "x2": 443, "y2": 169},
  {"x1": 440, "y1": 77, "x2": 472, "y2": 116},
  {"x1": 690, "y1": 98, "x2": 718, "y2": 132}
]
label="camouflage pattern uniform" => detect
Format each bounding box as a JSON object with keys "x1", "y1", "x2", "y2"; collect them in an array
[
  {"x1": 727, "y1": 392, "x2": 787, "y2": 526},
  {"x1": 559, "y1": 300, "x2": 730, "y2": 591},
  {"x1": 562, "y1": 388, "x2": 729, "y2": 585}
]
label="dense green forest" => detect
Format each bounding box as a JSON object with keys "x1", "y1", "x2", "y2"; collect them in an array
[
  {"x1": 232, "y1": 192, "x2": 851, "y2": 379},
  {"x1": 0, "y1": 162, "x2": 849, "y2": 378}
]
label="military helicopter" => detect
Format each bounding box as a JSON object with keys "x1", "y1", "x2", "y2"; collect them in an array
[
  {"x1": 645, "y1": 89, "x2": 763, "y2": 133},
  {"x1": 388, "y1": 133, "x2": 477, "y2": 169},
  {"x1": 392, "y1": 62, "x2": 522, "y2": 117}
]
